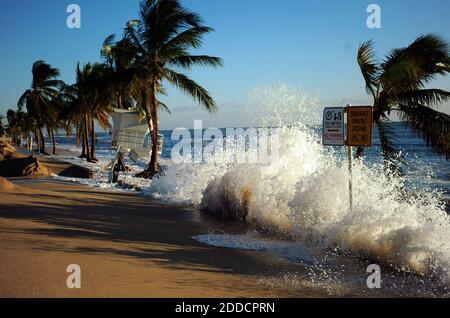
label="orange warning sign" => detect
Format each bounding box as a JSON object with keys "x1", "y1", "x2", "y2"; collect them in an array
[{"x1": 347, "y1": 106, "x2": 373, "y2": 146}]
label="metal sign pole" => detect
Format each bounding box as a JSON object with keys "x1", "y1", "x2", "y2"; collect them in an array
[
  {"x1": 324, "y1": 104, "x2": 373, "y2": 213},
  {"x1": 346, "y1": 104, "x2": 353, "y2": 212},
  {"x1": 347, "y1": 145, "x2": 353, "y2": 211}
]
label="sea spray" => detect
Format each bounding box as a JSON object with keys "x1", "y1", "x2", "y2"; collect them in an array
[
  {"x1": 145, "y1": 84, "x2": 450, "y2": 282},
  {"x1": 197, "y1": 125, "x2": 450, "y2": 275}
]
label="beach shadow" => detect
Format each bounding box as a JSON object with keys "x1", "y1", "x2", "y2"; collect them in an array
[{"x1": 0, "y1": 181, "x2": 304, "y2": 279}]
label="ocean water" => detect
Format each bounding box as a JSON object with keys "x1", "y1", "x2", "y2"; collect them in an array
[
  {"x1": 48, "y1": 85, "x2": 450, "y2": 295},
  {"x1": 52, "y1": 122, "x2": 449, "y2": 201}
]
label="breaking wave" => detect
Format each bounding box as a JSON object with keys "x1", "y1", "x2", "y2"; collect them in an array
[{"x1": 142, "y1": 84, "x2": 450, "y2": 283}]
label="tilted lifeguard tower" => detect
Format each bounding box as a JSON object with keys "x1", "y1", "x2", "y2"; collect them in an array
[{"x1": 111, "y1": 109, "x2": 163, "y2": 161}]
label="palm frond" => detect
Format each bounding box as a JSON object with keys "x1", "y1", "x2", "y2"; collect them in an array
[
  {"x1": 159, "y1": 101, "x2": 172, "y2": 113},
  {"x1": 398, "y1": 89, "x2": 450, "y2": 107},
  {"x1": 160, "y1": 26, "x2": 213, "y2": 56},
  {"x1": 17, "y1": 90, "x2": 31, "y2": 109},
  {"x1": 357, "y1": 40, "x2": 379, "y2": 99},
  {"x1": 404, "y1": 34, "x2": 450, "y2": 82},
  {"x1": 101, "y1": 34, "x2": 116, "y2": 58},
  {"x1": 169, "y1": 55, "x2": 223, "y2": 69},
  {"x1": 381, "y1": 34, "x2": 450, "y2": 90},
  {"x1": 398, "y1": 103, "x2": 450, "y2": 159},
  {"x1": 139, "y1": 0, "x2": 202, "y2": 52},
  {"x1": 31, "y1": 60, "x2": 60, "y2": 87},
  {"x1": 163, "y1": 68, "x2": 217, "y2": 112},
  {"x1": 379, "y1": 59, "x2": 421, "y2": 93}
]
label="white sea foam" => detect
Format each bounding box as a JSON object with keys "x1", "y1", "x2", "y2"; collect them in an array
[{"x1": 193, "y1": 232, "x2": 314, "y2": 263}]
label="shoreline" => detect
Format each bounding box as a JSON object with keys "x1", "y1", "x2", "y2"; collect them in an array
[{"x1": 1, "y1": 148, "x2": 447, "y2": 298}]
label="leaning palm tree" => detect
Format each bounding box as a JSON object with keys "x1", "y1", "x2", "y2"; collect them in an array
[
  {"x1": 124, "y1": 0, "x2": 223, "y2": 178},
  {"x1": 70, "y1": 64, "x2": 94, "y2": 161},
  {"x1": 58, "y1": 65, "x2": 91, "y2": 160},
  {"x1": 60, "y1": 63, "x2": 114, "y2": 162},
  {"x1": 357, "y1": 34, "x2": 450, "y2": 174},
  {"x1": 86, "y1": 63, "x2": 114, "y2": 162},
  {"x1": 18, "y1": 61, "x2": 63, "y2": 154},
  {"x1": 57, "y1": 83, "x2": 87, "y2": 156}
]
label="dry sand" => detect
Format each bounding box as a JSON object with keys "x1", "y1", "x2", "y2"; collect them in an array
[
  {"x1": 0, "y1": 176, "x2": 328, "y2": 298},
  {"x1": 0, "y1": 176, "x2": 14, "y2": 191}
]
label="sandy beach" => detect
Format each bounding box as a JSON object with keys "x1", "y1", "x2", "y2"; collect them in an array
[{"x1": 0, "y1": 173, "x2": 325, "y2": 298}]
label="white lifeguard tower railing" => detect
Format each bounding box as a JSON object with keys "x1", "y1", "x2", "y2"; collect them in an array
[{"x1": 111, "y1": 109, "x2": 163, "y2": 161}]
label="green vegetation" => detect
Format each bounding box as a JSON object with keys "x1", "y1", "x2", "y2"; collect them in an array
[{"x1": 357, "y1": 34, "x2": 450, "y2": 174}]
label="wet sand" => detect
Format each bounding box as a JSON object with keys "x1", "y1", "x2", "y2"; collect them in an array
[{"x1": 0, "y1": 176, "x2": 329, "y2": 298}]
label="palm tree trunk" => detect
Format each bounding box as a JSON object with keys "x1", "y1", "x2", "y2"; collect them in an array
[
  {"x1": 150, "y1": 118, "x2": 159, "y2": 175},
  {"x1": 136, "y1": 81, "x2": 160, "y2": 179},
  {"x1": 38, "y1": 127, "x2": 45, "y2": 154},
  {"x1": 78, "y1": 122, "x2": 88, "y2": 159},
  {"x1": 50, "y1": 126, "x2": 56, "y2": 155},
  {"x1": 84, "y1": 114, "x2": 91, "y2": 161},
  {"x1": 16, "y1": 132, "x2": 22, "y2": 147},
  {"x1": 80, "y1": 130, "x2": 86, "y2": 158},
  {"x1": 90, "y1": 112, "x2": 97, "y2": 162},
  {"x1": 76, "y1": 125, "x2": 81, "y2": 146},
  {"x1": 149, "y1": 81, "x2": 159, "y2": 177},
  {"x1": 117, "y1": 93, "x2": 123, "y2": 110},
  {"x1": 35, "y1": 129, "x2": 41, "y2": 153},
  {"x1": 27, "y1": 132, "x2": 32, "y2": 151}
]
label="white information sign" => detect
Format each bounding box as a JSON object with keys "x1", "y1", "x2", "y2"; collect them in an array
[{"x1": 323, "y1": 107, "x2": 345, "y2": 146}]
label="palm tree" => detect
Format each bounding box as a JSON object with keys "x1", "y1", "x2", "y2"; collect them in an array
[
  {"x1": 6, "y1": 109, "x2": 23, "y2": 145},
  {"x1": 123, "y1": 0, "x2": 222, "y2": 178},
  {"x1": 357, "y1": 34, "x2": 450, "y2": 174},
  {"x1": 101, "y1": 35, "x2": 138, "y2": 111},
  {"x1": 69, "y1": 64, "x2": 94, "y2": 161},
  {"x1": 60, "y1": 63, "x2": 113, "y2": 162},
  {"x1": 5, "y1": 109, "x2": 35, "y2": 147},
  {"x1": 18, "y1": 61, "x2": 63, "y2": 154},
  {"x1": 86, "y1": 63, "x2": 114, "y2": 162}
]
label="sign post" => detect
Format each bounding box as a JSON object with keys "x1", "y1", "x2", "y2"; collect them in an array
[
  {"x1": 345, "y1": 105, "x2": 354, "y2": 212},
  {"x1": 323, "y1": 104, "x2": 373, "y2": 212},
  {"x1": 345, "y1": 105, "x2": 373, "y2": 211}
]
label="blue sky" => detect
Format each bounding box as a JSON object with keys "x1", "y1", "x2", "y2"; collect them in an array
[{"x1": 1, "y1": 0, "x2": 449, "y2": 129}]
